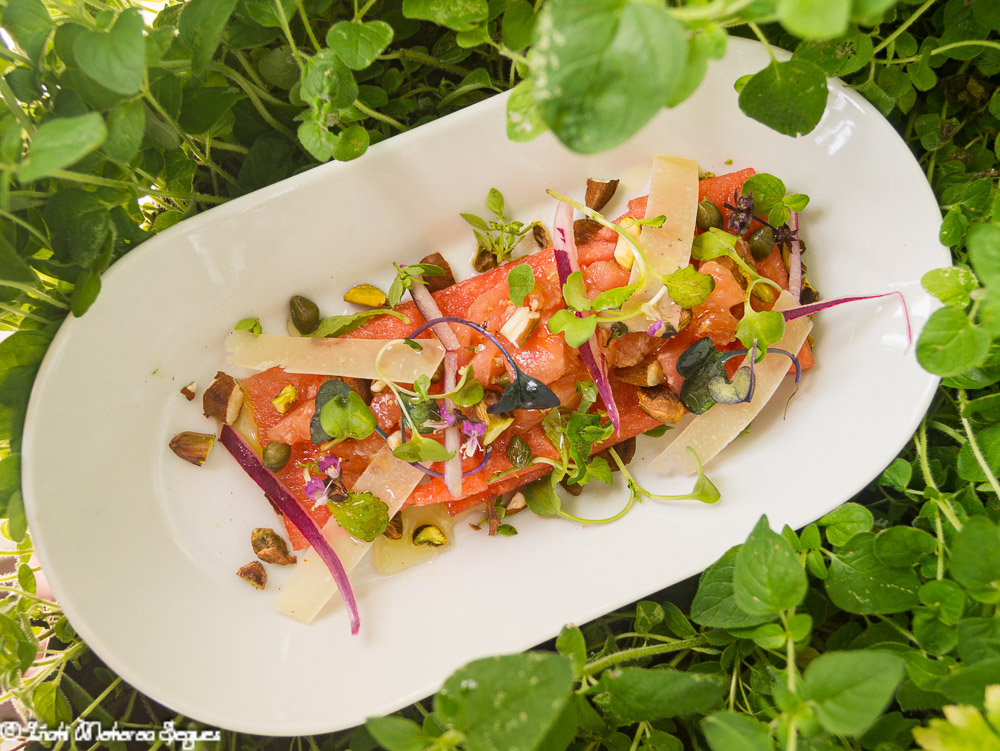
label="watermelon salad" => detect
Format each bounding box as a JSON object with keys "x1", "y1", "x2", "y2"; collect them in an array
[{"x1": 171, "y1": 155, "x2": 852, "y2": 634}]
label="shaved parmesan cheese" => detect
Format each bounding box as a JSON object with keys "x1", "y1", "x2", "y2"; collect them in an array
[
  {"x1": 622, "y1": 155, "x2": 699, "y2": 332},
  {"x1": 225, "y1": 331, "x2": 445, "y2": 381},
  {"x1": 651, "y1": 291, "x2": 813, "y2": 475},
  {"x1": 274, "y1": 447, "x2": 424, "y2": 624}
]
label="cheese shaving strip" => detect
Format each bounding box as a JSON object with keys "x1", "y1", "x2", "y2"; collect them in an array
[
  {"x1": 275, "y1": 447, "x2": 425, "y2": 624},
  {"x1": 620, "y1": 155, "x2": 699, "y2": 332},
  {"x1": 652, "y1": 291, "x2": 813, "y2": 475},
  {"x1": 225, "y1": 330, "x2": 445, "y2": 382}
]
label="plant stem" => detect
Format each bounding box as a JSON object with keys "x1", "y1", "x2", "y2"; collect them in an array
[
  {"x1": 273, "y1": 0, "x2": 305, "y2": 70},
  {"x1": 1, "y1": 281, "x2": 69, "y2": 310},
  {"x1": 958, "y1": 388, "x2": 1000, "y2": 500},
  {"x1": 48, "y1": 169, "x2": 226, "y2": 204},
  {"x1": 353, "y1": 100, "x2": 409, "y2": 131},
  {"x1": 747, "y1": 22, "x2": 776, "y2": 63},
  {"x1": 583, "y1": 635, "x2": 708, "y2": 676},
  {"x1": 668, "y1": 0, "x2": 758, "y2": 22},
  {"x1": 296, "y1": 0, "x2": 322, "y2": 51},
  {"x1": 379, "y1": 49, "x2": 471, "y2": 77},
  {"x1": 872, "y1": 0, "x2": 938, "y2": 55}
]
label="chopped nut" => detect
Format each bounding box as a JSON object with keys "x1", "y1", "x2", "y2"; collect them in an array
[
  {"x1": 386, "y1": 430, "x2": 403, "y2": 451},
  {"x1": 498, "y1": 307, "x2": 540, "y2": 348},
  {"x1": 270, "y1": 384, "x2": 298, "y2": 415},
  {"x1": 533, "y1": 224, "x2": 550, "y2": 248},
  {"x1": 419, "y1": 252, "x2": 456, "y2": 293},
  {"x1": 251, "y1": 528, "x2": 296, "y2": 565},
  {"x1": 615, "y1": 358, "x2": 665, "y2": 388},
  {"x1": 169, "y1": 431, "x2": 215, "y2": 466},
  {"x1": 637, "y1": 385, "x2": 685, "y2": 424},
  {"x1": 506, "y1": 492, "x2": 527, "y2": 513},
  {"x1": 202, "y1": 371, "x2": 244, "y2": 425},
  {"x1": 473, "y1": 248, "x2": 498, "y2": 273},
  {"x1": 237, "y1": 561, "x2": 267, "y2": 589},
  {"x1": 180, "y1": 381, "x2": 196, "y2": 401},
  {"x1": 412, "y1": 524, "x2": 446, "y2": 547},
  {"x1": 586, "y1": 178, "x2": 619, "y2": 212},
  {"x1": 560, "y1": 477, "x2": 584, "y2": 496},
  {"x1": 343, "y1": 284, "x2": 389, "y2": 308},
  {"x1": 383, "y1": 512, "x2": 403, "y2": 540},
  {"x1": 574, "y1": 218, "x2": 602, "y2": 245},
  {"x1": 370, "y1": 379, "x2": 387, "y2": 393}
]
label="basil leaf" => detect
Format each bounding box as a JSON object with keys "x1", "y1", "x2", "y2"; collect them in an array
[{"x1": 311, "y1": 309, "x2": 409, "y2": 338}]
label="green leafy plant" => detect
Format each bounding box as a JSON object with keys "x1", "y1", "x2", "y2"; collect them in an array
[{"x1": 1, "y1": 0, "x2": 1000, "y2": 748}]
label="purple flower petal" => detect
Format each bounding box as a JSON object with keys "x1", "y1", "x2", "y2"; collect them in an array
[
  {"x1": 647, "y1": 320, "x2": 664, "y2": 337},
  {"x1": 461, "y1": 419, "x2": 486, "y2": 439},
  {"x1": 304, "y1": 477, "x2": 327, "y2": 502},
  {"x1": 317, "y1": 454, "x2": 341, "y2": 477}
]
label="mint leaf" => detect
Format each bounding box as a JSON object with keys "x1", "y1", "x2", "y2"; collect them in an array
[
  {"x1": 326, "y1": 20, "x2": 394, "y2": 70},
  {"x1": 825, "y1": 532, "x2": 920, "y2": 614},
  {"x1": 738, "y1": 58, "x2": 828, "y2": 137},
  {"x1": 19, "y1": 113, "x2": 107, "y2": 183},
  {"x1": 433, "y1": 653, "x2": 574, "y2": 750},
  {"x1": 741, "y1": 173, "x2": 786, "y2": 215},
  {"x1": 595, "y1": 668, "x2": 725, "y2": 725},
  {"x1": 73, "y1": 8, "x2": 146, "y2": 95},
  {"x1": 922, "y1": 266, "x2": 980, "y2": 307},
  {"x1": 507, "y1": 263, "x2": 535, "y2": 306},
  {"x1": 177, "y1": 0, "x2": 238, "y2": 74},
  {"x1": 327, "y1": 490, "x2": 389, "y2": 542},
  {"x1": 803, "y1": 651, "x2": 905, "y2": 736},
  {"x1": 663, "y1": 265, "x2": 715, "y2": 308},
  {"x1": 777, "y1": 0, "x2": 850, "y2": 39},
  {"x1": 818, "y1": 502, "x2": 874, "y2": 546},
  {"x1": 733, "y1": 515, "x2": 807, "y2": 615},
  {"x1": 702, "y1": 711, "x2": 773, "y2": 751},
  {"x1": 530, "y1": 0, "x2": 686, "y2": 153},
  {"x1": 917, "y1": 307, "x2": 991, "y2": 377},
  {"x1": 402, "y1": 0, "x2": 488, "y2": 32}
]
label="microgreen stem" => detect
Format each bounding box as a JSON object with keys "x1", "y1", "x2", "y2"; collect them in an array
[
  {"x1": 958, "y1": 389, "x2": 1000, "y2": 500},
  {"x1": 916, "y1": 419, "x2": 939, "y2": 492},
  {"x1": 558, "y1": 494, "x2": 635, "y2": 525},
  {"x1": 871, "y1": 0, "x2": 937, "y2": 55},
  {"x1": 0, "y1": 76, "x2": 33, "y2": 135},
  {"x1": 934, "y1": 505, "x2": 946, "y2": 580},
  {"x1": 0, "y1": 281, "x2": 69, "y2": 310},
  {"x1": 47, "y1": 169, "x2": 226, "y2": 204},
  {"x1": 273, "y1": 0, "x2": 305, "y2": 70},
  {"x1": 352, "y1": 100, "x2": 409, "y2": 132},
  {"x1": 747, "y1": 22, "x2": 776, "y2": 63},
  {"x1": 928, "y1": 420, "x2": 966, "y2": 445},
  {"x1": 379, "y1": 49, "x2": 471, "y2": 77},
  {"x1": 582, "y1": 635, "x2": 709, "y2": 677}
]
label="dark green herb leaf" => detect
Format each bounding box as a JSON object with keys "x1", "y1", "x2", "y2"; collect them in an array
[
  {"x1": 555, "y1": 625, "x2": 586, "y2": 676},
  {"x1": 177, "y1": 0, "x2": 239, "y2": 74},
  {"x1": 70, "y1": 269, "x2": 101, "y2": 317},
  {"x1": 873, "y1": 526, "x2": 936, "y2": 568},
  {"x1": 42, "y1": 188, "x2": 111, "y2": 268},
  {"x1": 73, "y1": 8, "x2": 146, "y2": 95},
  {"x1": 817, "y1": 502, "x2": 874, "y2": 546},
  {"x1": 19, "y1": 113, "x2": 107, "y2": 183},
  {"x1": 2, "y1": 0, "x2": 51, "y2": 63},
  {"x1": 366, "y1": 716, "x2": 435, "y2": 751},
  {"x1": 825, "y1": 532, "x2": 921, "y2": 614},
  {"x1": 178, "y1": 87, "x2": 245, "y2": 134},
  {"x1": 803, "y1": 650, "x2": 904, "y2": 736},
  {"x1": 311, "y1": 309, "x2": 409, "y2": 338},
  {"x1": 327, "y1": 20, "x2": 394, "y2": 70},
  {"x1": 702, "y1": 711, "x2": 773, "y2": 751},
  {"x1": 32, "y1": 682, "x2": 73, "y2": 727},
  {"x1": 917, "y1": 306, "x2": 991, "y2": 377},
  {"x1": 733, "y1": 515, "x2": 807, "y2": 615},
  {"x1": 327, "y1": 490, "x2": 389, "y2": 542},
  {"x1": 103, "y1": 100, "x2": 146, "y2": 163},
  {"x1": 501, "y1": 0, "x2": 534, "y2": 50},
  {"x1": 921, "y1": 266, "x2": 980, "y2": 307},
  {"x1": 524, "y1": 478, "x2": 561, "y2": 517},
  {"x1": 595, "y1": 668, "x2": 725, "y2": 724},
  {"x1": 530, "y1": 0, "x2": 686, "y2": 154},
  {"x1": 433, "y1": 653, "x2": 574, "y2": 749},
  {"x1": 950, "y1": 516, "x2": 1000, "y2": 604},
  {"x1": 777, "y1": 0, "x2": 850, "y2": 39},
  {"x1": 738, "y1": 58, "x2": 828, "y2": 137},
  {"x1": 402, "y1": 0, "x2": 489, "y2": 32},
  {"x1": 968, "y1": 223, "x2": 1000, "y2": 289},
  {"x1": 301, "y1": 49, "x2": 358, "y2": 110},
  {"x1": 690, "y1": 547, "x2": 776, "y2": 629},
  {"x1": 333, "y1": 124, "x2": 370, "y2": 161}
]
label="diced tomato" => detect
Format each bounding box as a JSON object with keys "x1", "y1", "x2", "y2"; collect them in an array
[
  {"x1": 583, "y1": 260, "x2": 631, "y2": 297},
  {"x1": 698, "y1": 168, "x2": 755, "y2": 230},
  {"x1": 370, "y1": 390, "x2": 401, "y2": 433},
  {"x1": 268, "y1": 400, "x2": 315, "y2": 444},
  {"x1": 755, "y1": 246, "x2": 789, "y2": 291}
]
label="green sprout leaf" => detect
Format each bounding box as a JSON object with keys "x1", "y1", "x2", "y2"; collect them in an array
[
  {"x1": 393, "y1": 435, "x2": 455, "y2": 463},
  {"x1": 733, "y1": 515, "x2": 807, "y2": 615},
  {"x1": 319, "y1": 389, "x2": 377, "y2": 443},
  {"x1": 547, "y1": 308, "x2": 597, "y2": 348},
  {"x1": 507, "y1": 263, "x2": 535, "y2": 306},
  {"x1": 234, "y1": 317, "x2": 262, "y2": 336},
  {"x1": 663, "y1": 265, "x2": 716, "y2": 309},
  {"x1": 326, "y1": 20, "x2": 394, "y2": 70}
]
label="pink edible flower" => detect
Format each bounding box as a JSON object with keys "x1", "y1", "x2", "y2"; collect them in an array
[
  {"x1": 317, "y1": 454, "x2": 341, "y2": 478},
  {"x1": 647, "y1": 320, "x2": 664, "y2": 337},
  {"x1": 304, "y1": 477, "x2": 327, "y2": 505}
]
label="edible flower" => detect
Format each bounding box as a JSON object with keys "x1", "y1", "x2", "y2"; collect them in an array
[
  {"x1": 460, "y1": 418, "x2": 486, "y2": 459},
  {"x1": 647, "y1": 320, "x2": 664, "y2": 337},
  {"x1": 725, "y1": 190, "x2": 754, "y2": 235},
  {"x1": 317, "y1": 454, "x2": 341, "y2": 478},
  {"x1": 304, "y1": 477, "x2": 327, "y2": 505}
]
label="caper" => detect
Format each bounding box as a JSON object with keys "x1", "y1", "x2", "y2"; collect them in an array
[
  {"x1": 696, "y1": 198, "x2": 723, "y2": 231},
  {"x1": 609, "y1": 322, "x2": 628, "y2": 339},
  {"x1": 748, "y1": 226, "x2": 775, "y2": 261},
  {"x1": 262, "y1": 441, "x2": 291, "y2": 471},
  {"x1": 412, "y1": 524, "x2": 446, "y2": 547},
  {"x1": 506, "y1": 435, "x2": 532, "y2": 469},
  {"x1": 289, "y1": 295, "x2": 320, "y2": 335}
]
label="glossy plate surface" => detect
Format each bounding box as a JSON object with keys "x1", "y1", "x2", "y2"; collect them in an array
[{"x1": 23, "y1": 39, "x2": 946, "y2": 735}]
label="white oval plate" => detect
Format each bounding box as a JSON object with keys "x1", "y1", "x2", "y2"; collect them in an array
[{"x1": 23, "y1": 39, "x2": 947, "y2": 735}]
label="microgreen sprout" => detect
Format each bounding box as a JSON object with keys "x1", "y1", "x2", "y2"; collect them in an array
[
  {"x1": 386, "y1": 262, "x2": 447, "y2": 307},
  {"x1": 234, "y1": 316, "x2": 263, "y2": 336},
  {"x1": 461, "y1": 188, "x2": 540, "y2": 269}
]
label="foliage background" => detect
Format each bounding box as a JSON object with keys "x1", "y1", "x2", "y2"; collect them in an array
[{"x1": 0, "y1": 0, "x2": 999, "y2": 749}]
